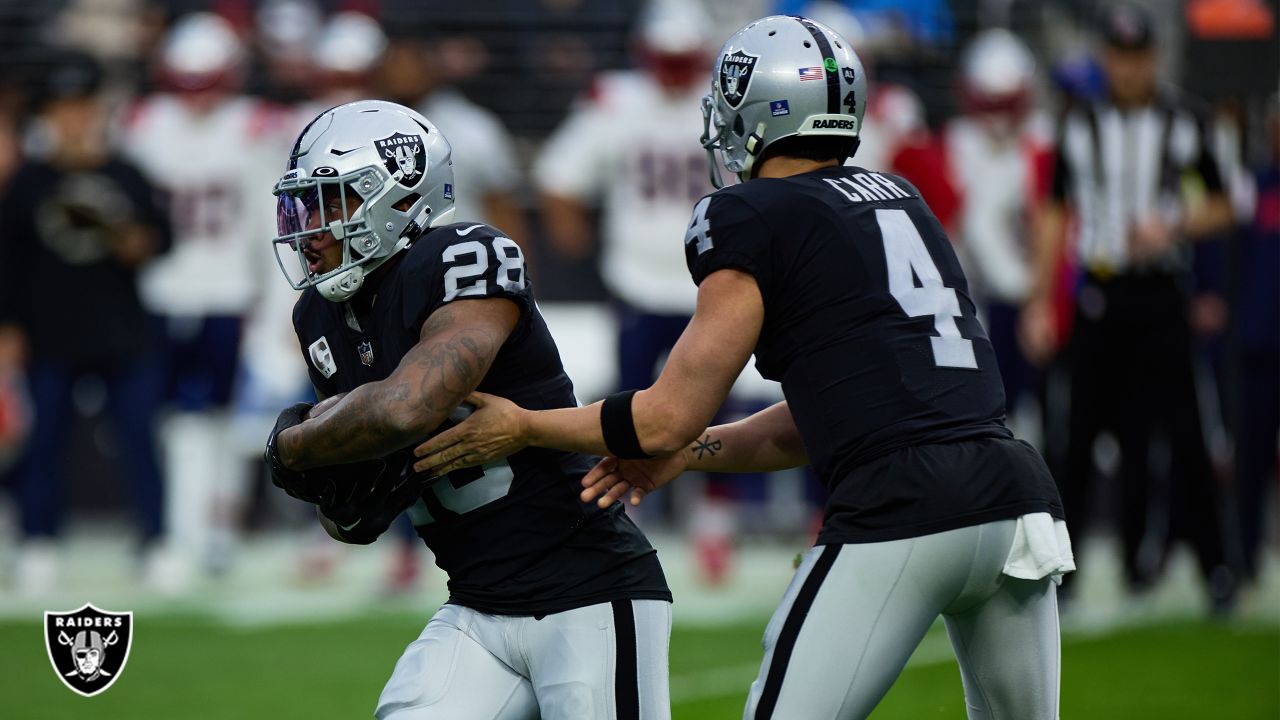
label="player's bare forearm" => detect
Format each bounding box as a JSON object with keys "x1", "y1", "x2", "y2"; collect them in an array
[
  {"x1": 1027, "y1": 202, "x2": 1064, "y2": 304},
  {"x1": 280, "y1": 299, "x2": 517, "y2": 469},
  {"x1": 683, "y1": 401, "x2": 808, "y2": 473},
  {"x1": 532, "y1": 269, "x2": 763, "y2": 455},
  {"x1": 579, "y1": 403, "x2": 806, "y2": 509},
  {"x1": 540, "y1": 193, "x2": 593, "y2": 260},
  {"x1": 414, "y1": 270, "x2": 763, "y2": 473},
  {"x1": 1183, "y1": 194, "x2": 1233, "y2": 239}
]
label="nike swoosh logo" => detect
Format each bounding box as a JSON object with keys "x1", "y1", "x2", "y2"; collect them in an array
[
  {"x1": 330, "y1": 147, "x2": 358, "y2": 156},
  {"x1": 338, "y1": 518, "x2": 362, "y2": 532},
  {"x1": 456, "y1": 224, "x2": 486, "y2": 236}
]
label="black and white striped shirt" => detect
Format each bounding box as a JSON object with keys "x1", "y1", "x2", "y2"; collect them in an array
[{"x1": 1051, "y1": 95, "x2": 1223, "y2": 273}]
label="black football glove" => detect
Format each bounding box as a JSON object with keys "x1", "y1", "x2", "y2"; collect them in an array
[
  {"x1": 318, "y1": 450, "x2": 429, "y2": 545},
  {"x1": 264, "y1": 402, "x2": 339, "y2": 505}
]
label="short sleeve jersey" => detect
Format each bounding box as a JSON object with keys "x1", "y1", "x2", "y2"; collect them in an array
[
  {"x1": 293, "y1": 222, "x2": 670, "y2": 614},
  {"x1": 685, "y1": 166, "x2": 1061, "y2": 542}
]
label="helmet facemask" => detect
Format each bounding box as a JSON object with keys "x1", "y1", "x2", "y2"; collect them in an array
[
  {"x1": 273, "y1": 166, "x2": 402, "y2": 302},
  {"x1": 699, "y1": 94, "x2": 765, "y2": 189}
]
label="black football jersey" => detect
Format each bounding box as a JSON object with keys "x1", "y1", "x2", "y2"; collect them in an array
[
  {"x1": 685, "y1": 166, "x2": 1062, "y2": 542},
  {"x1": 293, "y1": 222, "x2": 669, "y2": 614}
]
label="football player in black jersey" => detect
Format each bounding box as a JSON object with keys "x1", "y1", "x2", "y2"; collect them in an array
[
  {"x1": 263, "y1": 100, "x2": 672, "y2": 720},
  {"x1": 414, "y1": 16, "x2": 1072, "y2": 720}
]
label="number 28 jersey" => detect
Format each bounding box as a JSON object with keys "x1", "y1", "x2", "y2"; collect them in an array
[
  {"x1": 293, "y1": 223, "x2": 670, "y2": 614},
  {"x1": 685, "y1": 166, "x2": 1061, "y2": 542}
]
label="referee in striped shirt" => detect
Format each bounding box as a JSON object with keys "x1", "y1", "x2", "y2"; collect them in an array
[{"x1": 1022, "y1": 2, "x2": 1236, "y2": 608}]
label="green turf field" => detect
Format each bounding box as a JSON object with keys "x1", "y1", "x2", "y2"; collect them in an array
[{"x1": 1, "y1": 615, "x2": 1275, "y2": 719}]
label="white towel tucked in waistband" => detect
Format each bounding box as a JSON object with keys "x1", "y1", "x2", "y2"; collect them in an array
[{"x1": 1002, "y1": 512, "x2": 1076, "y2": 585}]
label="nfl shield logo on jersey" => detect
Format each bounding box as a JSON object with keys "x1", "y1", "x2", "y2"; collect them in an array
[
  {"x1": 358, "y1": 340, "x2": 375, "y2": 366},
  {"x1": 44, "y1": 604, "x2": 133, "y2": 697},
  {"x1": 719, "y1": 49, "x2": 759, "y2": 108},
  {"x1": 375, "y1": 132, "x2": 426, "y2": 186}
]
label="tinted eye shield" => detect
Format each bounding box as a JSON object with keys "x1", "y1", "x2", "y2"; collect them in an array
[{"x1": 271, "y1": 166, "x2": 388, "y2": 290}]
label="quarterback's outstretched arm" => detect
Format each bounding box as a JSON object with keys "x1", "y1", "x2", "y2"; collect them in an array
[
  {"x1": 683, "y1": 401, "x2": 808, "y2": 473},
  {"x1": 580, "y1": 401, "x2": 808, "y2": 507},
  {"x1": 278, "y1": 298, "x2": 520, "y2": 470},
  {"x1": 413, "y1": 268, "x2": 764, "y2": 473}
]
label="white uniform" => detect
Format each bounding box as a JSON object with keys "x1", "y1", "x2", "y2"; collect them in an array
[
  {"x1": 535, "y1": 71, "x2": 711, "y2": 315},
  {"x1": 120, "y1": 95, "x2": 284, "y2": 317},
  {"x1": 946, "y1": 113, "x2": 1052, "y2": 305},
  {"x1": 419, "y1": 89, "x2": 521, "y2": 226},
  {"x1": 850, "y1": 84, "x2": 927, "y2": 174},
  {"x1": 118, "y1": 94, "x2": 292, "y2": 577},
  {"x1": 376, "y1": 600, "x2": 672, "y2": 719}
]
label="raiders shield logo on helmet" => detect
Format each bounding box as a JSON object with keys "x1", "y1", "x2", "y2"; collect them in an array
[
  {"x1": 44, "y1": 603, "x2": 133, "y2": 697},
  {"x1": 375, "y1": 132, "x2": 426, "y2": 186},
  {"x1": 719, "y1": 49, "x2": 759, "y2": 109}
]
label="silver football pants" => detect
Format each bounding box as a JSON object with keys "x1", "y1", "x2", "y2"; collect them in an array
[
  {"x1": 745, "y1": 519, "x2": 1061, "y2": 720},
  {"x1": 376, "y1": 599, "x2": 672, "y2": 720}
]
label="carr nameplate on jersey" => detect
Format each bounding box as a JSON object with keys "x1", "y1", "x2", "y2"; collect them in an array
[{"x1": 309, "y1": 336, "x2": 338, "y2": 378}]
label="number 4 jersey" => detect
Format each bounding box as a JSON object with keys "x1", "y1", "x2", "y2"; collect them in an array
[
  {"x1": 685, "y1": 166, "x2": 1062, "y2": 543},
  {"x1": 292, "y1": 222, "x2": 670, "y2": 614}
]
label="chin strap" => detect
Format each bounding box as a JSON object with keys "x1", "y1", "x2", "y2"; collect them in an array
[{"x1": 317, "y1": 264, "x2": 365, "y2": 302}]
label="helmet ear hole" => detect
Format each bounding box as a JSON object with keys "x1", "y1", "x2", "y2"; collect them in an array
[
  {"x1": 733, "y1": 114, "x2": 745, "y2": 136},
  {"x1": 393, "y1": 193, "x2": 422, "y2": 213}
]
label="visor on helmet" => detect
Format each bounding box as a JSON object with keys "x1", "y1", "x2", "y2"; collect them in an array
[{"x1": 272, "y1": 168, "x2": 385, "y2": 292}]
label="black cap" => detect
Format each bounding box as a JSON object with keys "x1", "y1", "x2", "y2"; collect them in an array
[
  {"x1": 1101, "y1": 2, "x2": 1155, "y2": 50},
  {"x1": 37, "y1": 49, "x2": 104, "y2": 106}
]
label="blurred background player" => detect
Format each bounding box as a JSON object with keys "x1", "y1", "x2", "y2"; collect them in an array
[
  {"x1": 376, "y1": 19, "x2": 529, "y2": 242},
  {"x1": 0, "y1": 50, "x2": 171, "y2": 595},
  {"x1": 945, "y1": 29, "x2": 1052, "y2": 440},
  {"x1": 794, "y1": 1, "x2": 957, "y2": 225},
  {"x1": 1023, "y1": 2, "x2": 1236, "y2": 610},
  {"x1": 1231, "y1": 95, "x2": 1279, "y2": 590},
  {"x1": 249, "y1": 0, "x2": 325, "y2": 105},
  {"x1": 305, "y1": 11, "x2": 386, "y2": 111},
  {"x1": 120, "y1": 13, "x2": 285, "y2": 580},
  {"x1": 534, "y1": 0, "x2": 755, "y2": 583}
]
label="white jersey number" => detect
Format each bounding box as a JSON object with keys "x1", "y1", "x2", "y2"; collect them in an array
[
  {"x1": 877, "y1": 208, "x2": 977, "y2": 369},
  {"x1": 408, "y1": 462, "x2": 516, "y2": 525},
  {"x1": 407, "y1": 400, "x2": 517, "y2": 525},
  {"x1": 684, "y1": 197, "x2": 713, "y2": 255},
  {"x1": 442, "y1": 237, "x2": 526, "y2": 301}
]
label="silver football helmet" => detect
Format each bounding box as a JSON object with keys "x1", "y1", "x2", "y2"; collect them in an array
[
  {"x1": 273, "y1": 100, "x2": 455, "y2": 302},
  {"x1": 701, "y1": 15, "x2": 867, "y2": 188}
]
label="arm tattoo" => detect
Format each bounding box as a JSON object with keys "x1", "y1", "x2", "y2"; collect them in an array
[
  {"x1": 691, "y1": 434, "x2": 722, "y2": 460},
  {"x1": 286, "y1": 303, "x2": 505, "y2": 467}
]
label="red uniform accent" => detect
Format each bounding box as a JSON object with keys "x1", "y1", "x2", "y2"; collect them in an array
[{"x1": 891, "y1": 135, "x2": 961, "y2": 231}]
